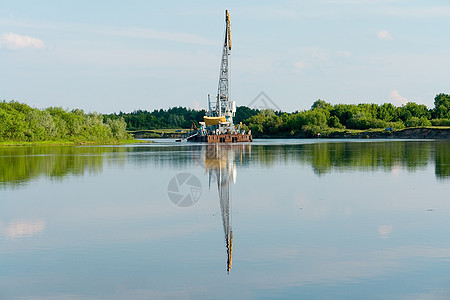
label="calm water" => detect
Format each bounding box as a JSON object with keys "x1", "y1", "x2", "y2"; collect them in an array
[{"x1": 1, "y1": 139, "x2": 449, "y2": 299}]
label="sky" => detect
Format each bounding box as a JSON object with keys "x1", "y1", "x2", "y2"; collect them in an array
[{"x1": 0, "y1": 0, "x2": 449, "y2": 113}]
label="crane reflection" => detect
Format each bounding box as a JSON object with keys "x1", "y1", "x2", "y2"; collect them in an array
[{"x1": 203, "y1": 143, "x2": 251, "y2": 274}]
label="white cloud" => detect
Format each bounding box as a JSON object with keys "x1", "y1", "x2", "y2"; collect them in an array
[
  {"x1": 377, "y1": 30, "x2": 392, "y2": 40},
  {"x1": 0, "y1": 32, "x2": 45, "y2": 50},
  {"x1": 390, "y1": 90, "x2": 408, "y2": 105},
  {"x1": 293, "y1": 60, "x2": 309, "y2": 71},
  {"x1": 337, "y1": 50, "x2": 352, "y2": 58}
]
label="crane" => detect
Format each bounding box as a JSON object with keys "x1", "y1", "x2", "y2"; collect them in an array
[
  {"x1": 205, "y1": 10, "x2": 236, "y2": 127},
  {"x1": 187, "y1": 10, "x2": 252, "y2": 143}
]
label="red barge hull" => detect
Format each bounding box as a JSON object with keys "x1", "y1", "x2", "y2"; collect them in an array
[{"x1": 188, "y1": 134, "x2": 252, "y2": 143}]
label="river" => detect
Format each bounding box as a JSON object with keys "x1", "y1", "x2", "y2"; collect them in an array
[{"x1": 1, "y1": 139, "x2": 449, "y2": 299}]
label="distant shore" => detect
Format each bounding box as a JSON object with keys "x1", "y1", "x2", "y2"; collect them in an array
[
  {"x1": 130, "y1": 127, "x2": 450, "y2": 140},
  {"x1": 1, "y1": 129, "x2": 449, "y2": 146},
  {"x1": 0, "y1": 139, "x2": 146, "y2": 147},
  {"x1": 255, "y1": 127, "x2": 450, "y2": 139},
  {"x1": 327, "y1": 127, "x2": 450, "y2": 139}
]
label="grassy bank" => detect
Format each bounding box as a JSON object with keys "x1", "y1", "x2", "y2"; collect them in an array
[
  {"x1": 0, "y1": 139, "x2": 147, "y2": 147},
  {"x1": 129, "y1": 128, "x2": 189, "y2": 138},
  {"x1": 255, "y1": 127, "x2": 450, "y2": 139}
]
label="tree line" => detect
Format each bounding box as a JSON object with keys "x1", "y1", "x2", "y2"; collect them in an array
[
  {"x1": 2, "y1": 93, "x2": 448, "y2": 142},
  {"x1": 105, "y1": 93, "x2": 449, "y2": 137},
  {"x1": 245, "y1": 93, "x2": 450, "y2": 137},
  {"x1": 105, "y1": 107, "x2": 207, "y2": 130},
  {"x1": 0, "y1": 101, "x2": 130, "y2": 143}
]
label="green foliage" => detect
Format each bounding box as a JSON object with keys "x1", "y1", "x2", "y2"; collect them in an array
[
  {"x1": 82, "y1": 113, "x2": 113, "y2": 142},
  {"x1": 301, "y1": 125, "x2": 322, "y2": 137},
  {"x1": 2, "y1": 92, "x2": 447, "y2": 141},
  {"x1": 311, "y1": 99, "x2": 333, "y2": 111},
  {"x1": 304, "y1": 109, "x2": 329, "y2": 128},
  {"x1": 0, "y1": 101, "x2": 130, "y2": 143},
  {"x1": 328, "y1": 115, "x2": 344, "y2": 128},
  {"x1": 330, "y1": 104, "x2": 359, "y2": 127},
  {"x1": 347, "y1": 112, "x2": 387, "y2": 130},
  {"x1": 235, "y1": 106, "x2": 259, "y2": 124},
  {"x1": 387, "y1": 121, "x2": 405, "y2": 130},
  {"x1": 241, "y1": 93, "x2": 449, "y2": 136},
  {"x1": 25, "y1": 109, "x2": 56, "y2": 141},
  {"x1": 107, "y1": 107, "x2": 206, "y2": 130},
  {"x1": 431, "y1": 118, "x2": 450, "y2": 126},
  {"x1": 247, "y1": 109, "x2": 329, "y2": 137},
  {"x1": 398, "y1": 102, "x2": 431, "y2": 121},
  {"x1": 405, "y1": 116, "x2": 431, "y2": 127},
  {"x1": 107, "y1": 117, "x2": 129, "y2": 139},
  {"x1": 432, "y1": 94, "x2": 450, "y2": 119},
  {"x1": 378, "y1": 103, "x2": 397, "y2": 121},
  {"x1": 246, "y1": 109, "x2": 283, "y2": 136},
  {"x1": 0, "y1": 102, "x2": 28, "y2": 141}
]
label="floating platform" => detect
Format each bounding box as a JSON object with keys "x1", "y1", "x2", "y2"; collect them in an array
[{"x1": 187, "y1": 133, "x2": 252, "y2": 143}]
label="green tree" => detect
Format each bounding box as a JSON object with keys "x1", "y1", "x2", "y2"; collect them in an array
[
  {"x1": 398, "y1": 102, "x2": 431, "y2": 121},
  {"x1": 311, "y1": 99, "x2": 332, "y2": 111},
  {"x1": 107, "y1": 118, "x2": 130, "y2": 140},
  {"x1": 304, "y1": 110, "x2": 328, "y2": 128},
  {"x1": 235, "y1": 106, "x2": 259, "y2": 124},
  {"x1": 378, "y1": 103, "x2": 397, "y2": 122},
  {"x1": 347, "y1": 112, "x2": 387, "y2": 130},
  {"x1": 330, "y1": 104, "x2": 359, "y2": 127},
  {"x1": 328, "y1": 115, "x2": 344, "y2": 128},
  {"x1": 405, "y1": 116, "x2": 431, "y2": 127},
  {"x1": 25, "y1": 109, "x2": 56, "y2": 141},
  {"x1": 432, "y1": 93, "x2": 450, "y2": 119}
]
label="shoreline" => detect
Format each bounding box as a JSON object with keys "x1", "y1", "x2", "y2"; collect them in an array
[
  {"x1": 254, "y1": 127, "x2": 450, "y2": 140},
  {"x1": 328, "y1": 127, "x2": 450, "y2": 139},
  {"x1": 133, "y1": 127, "x2": 450, "y2": 140},
  {"x1": 2, "y1": 128, "x2": 449, "y2": 146},
  {"x1": 0, "y1": 139, "x2": 147, "y2": 147}
]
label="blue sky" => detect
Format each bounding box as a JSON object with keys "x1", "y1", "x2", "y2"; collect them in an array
[{"x1": 1, "y1": 0, "x2": 449, "y2": 113}]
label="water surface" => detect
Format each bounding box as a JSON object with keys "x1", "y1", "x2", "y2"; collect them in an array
[{"x1": 1, "y1": 139, "x2": 449, "y2": 299}]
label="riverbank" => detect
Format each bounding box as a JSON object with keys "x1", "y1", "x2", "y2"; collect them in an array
[
  {"x1": 129, "y1": 129, "x2": 188, "y2": 139},
  {"x1": 327, "y1": 127, "x2": 450, "y2": 139},
  {"x1": 0, "y1": 139, "x2": 146, "y2": 147},
  {"x1": 255, "y1": 127, "x2": 450, "y2": 139},
  {"x1": 136, "y1": 127, "x2": 450, "y2": 140}
]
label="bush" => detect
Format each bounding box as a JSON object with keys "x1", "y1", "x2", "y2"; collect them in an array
[
  {"x1": 328, "y1": 115, "x2": 344, "y2": 129},
  {"x1": 107, "y1": 118, "x2": 130, "y2": 140},
  {"x1": 406, "y1": 117, "x2": 431, "y2": 127},
  {"x1": 431, "y1": 118, "x2": 450, "y2": 126},
  {"x1": 387, "y1": 121, "x2": 405, "y2": 130},
  {"x1": 0, "y1": 101, "x2": 130, "y2": 143},
  {"x1": 347, "y1": 112, "x2": 387, "y2": 130},
  {"x1": 301, "y1": 125, "x2": 322, "y2": 137}
]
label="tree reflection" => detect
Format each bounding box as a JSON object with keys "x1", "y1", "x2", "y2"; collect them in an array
[
  {"x1": 435, "y1": 142, "x2": 450, "y2": 179},
  {"x1": 252, "y1": 141, "x2": 449, "y2": 179},
  {"x1": 0, "y1": 141, "x2": 448, "y2": 189},
  {"x1": 0, "y1": 146, "x2": 126, "y2": 187}
]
